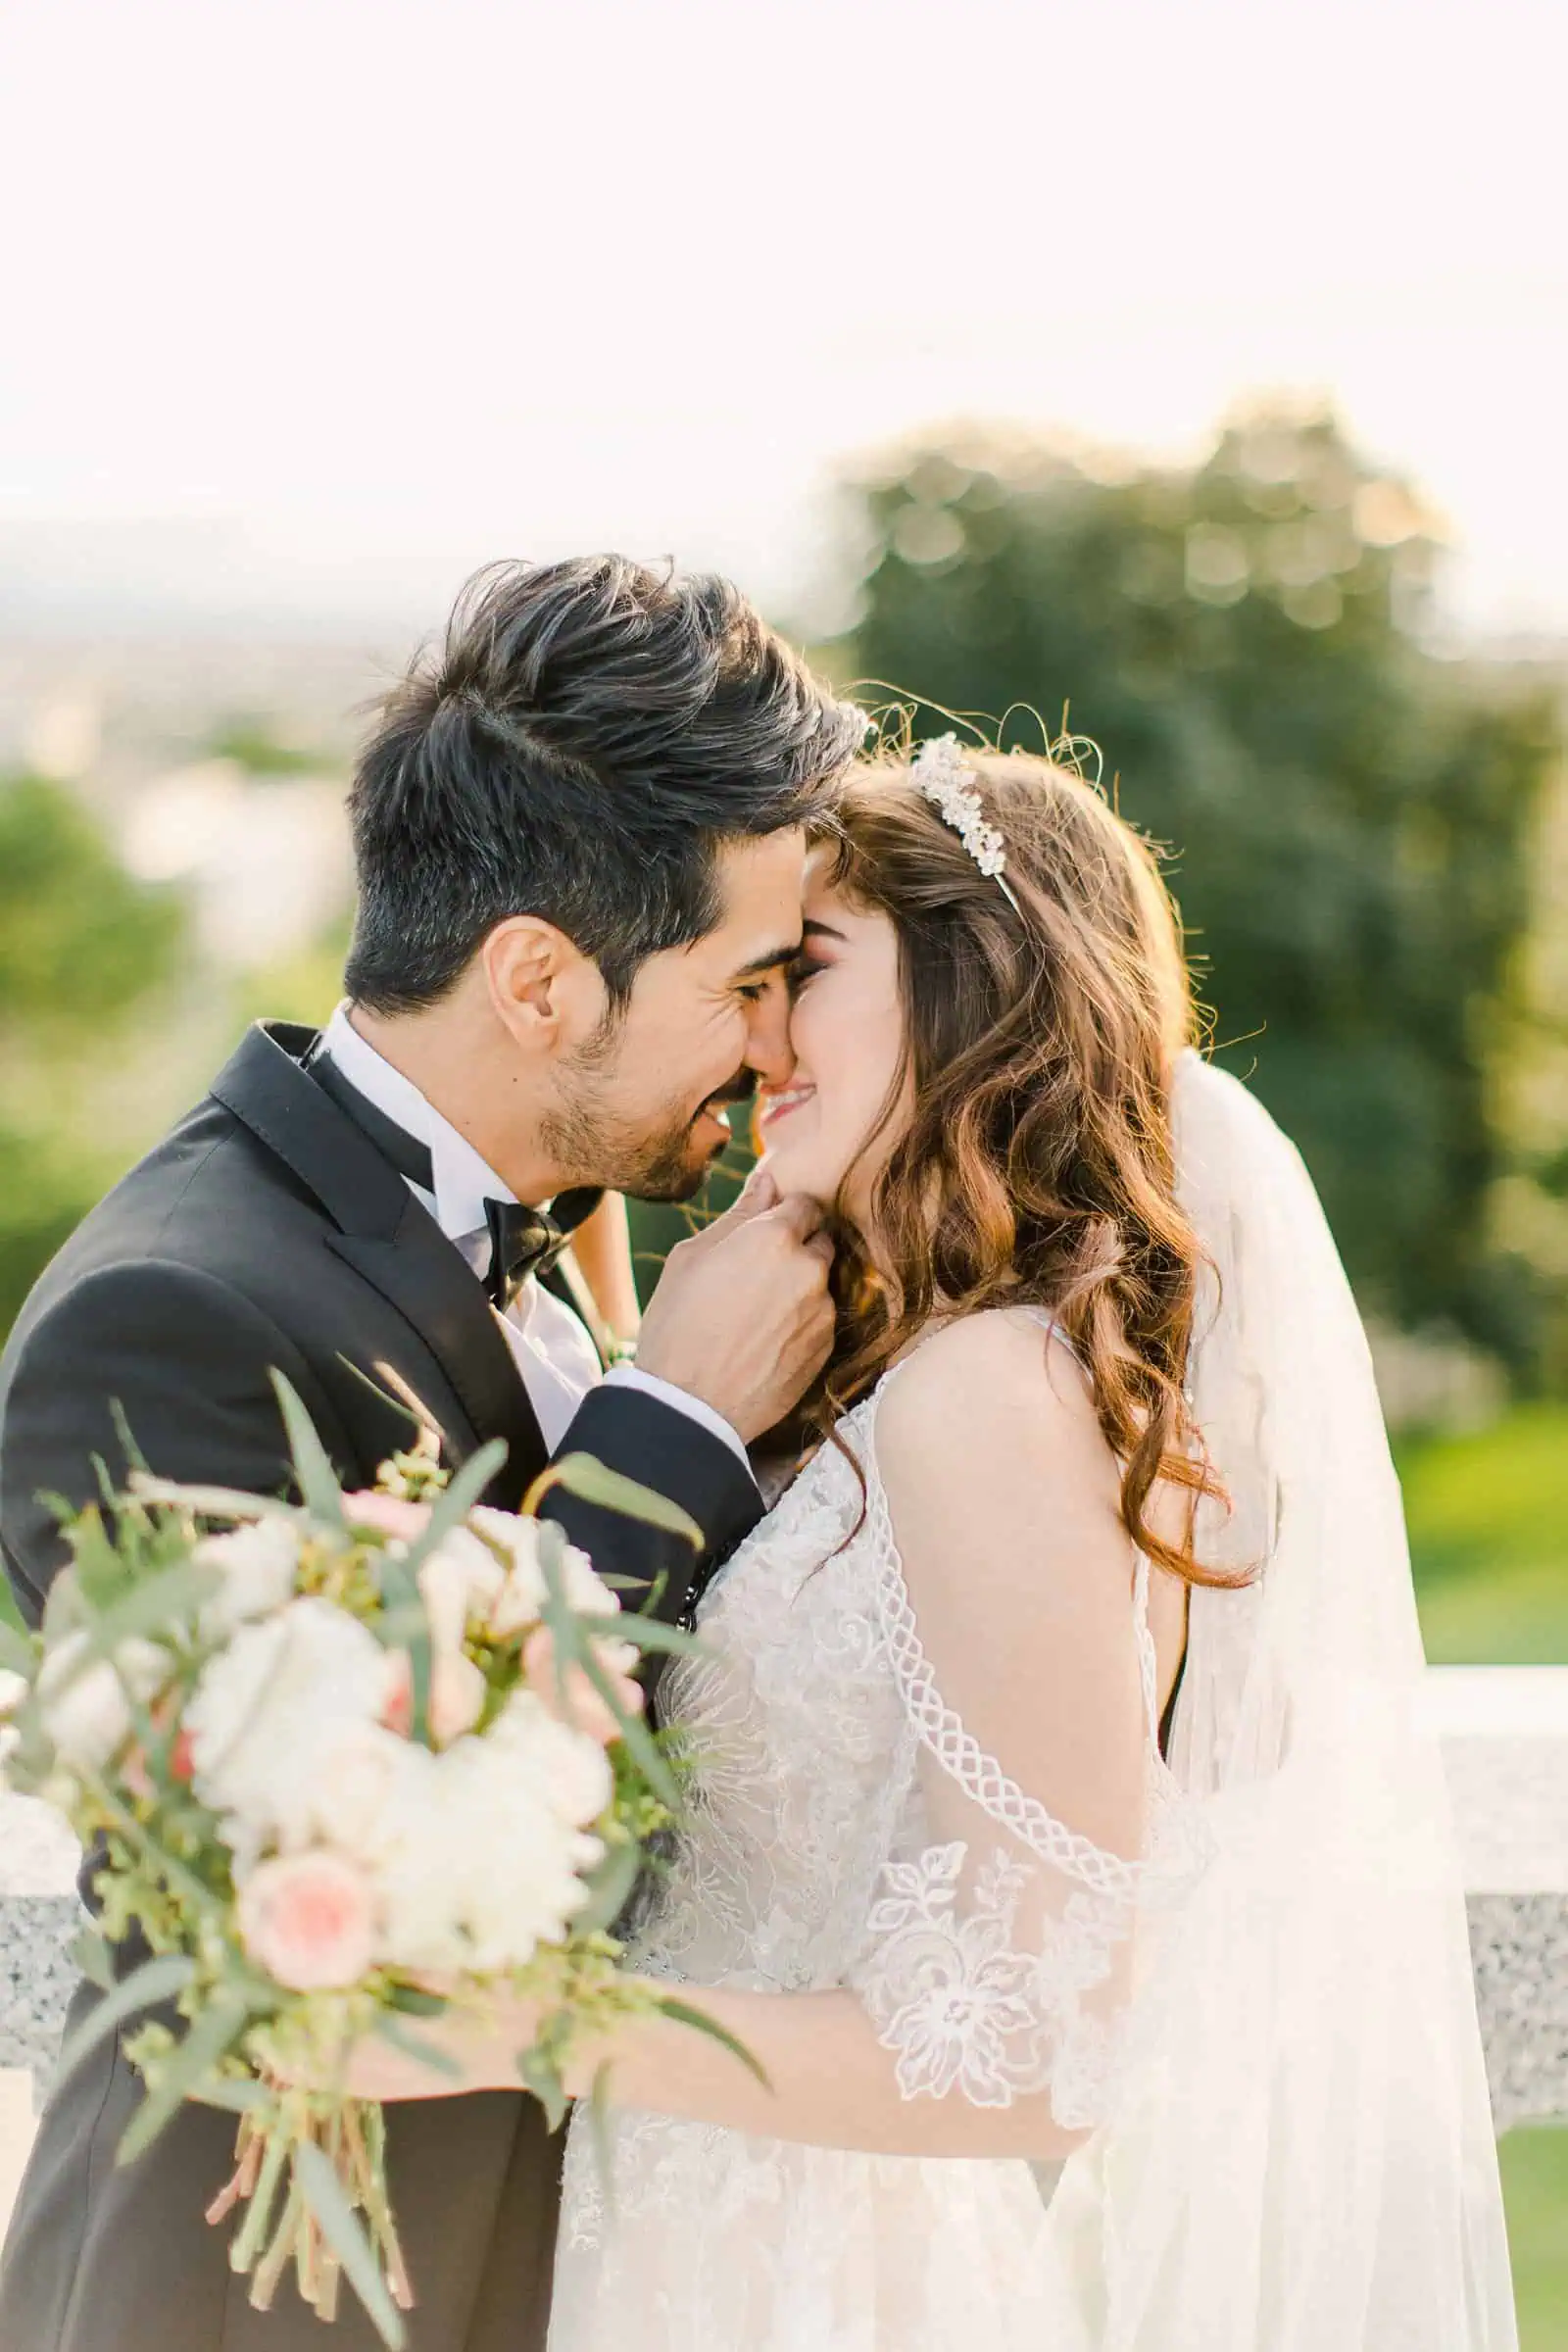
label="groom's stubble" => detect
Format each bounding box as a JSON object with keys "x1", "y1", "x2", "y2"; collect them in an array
[{"x1": 541, "y1": 1004, "x2": 759, "y2": 1202}]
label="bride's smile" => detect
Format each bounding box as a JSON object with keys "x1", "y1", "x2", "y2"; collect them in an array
[{"x1": 756, "y1": 856, "x2": 910, "y2": 1224}]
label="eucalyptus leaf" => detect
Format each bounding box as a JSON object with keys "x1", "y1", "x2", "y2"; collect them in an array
[
  {"x1": 41, "y1": 1489, "x2": 79, "y2": 1532},
  {"x1": 657, "y1": 1996, "x2": 771, "y2": 2091},
  {"x1": 395, "y1": 1440, "x2": 511, "y2": 1578},
  {"x1": 383, "y1": 1982, "x2": 450, "y2": 2019},
  {"x1": 0, "y1": 1621, "x2": 36, "y2": 1676},
  {"x1": 108, "y1": 1399, "x2": 151, "y2": 1477},
  {"x1": 269, "y1": 1372, "x2": 349, "y2": 1530},
  {"x1": 89, "y1": 1558, "x2": 221, "y2": 1649},
  {"x1": 374, "y1": 1551, "x2": 430, "y2": 1744},
  {"x1": 602, "y1": 1617, "x2": 705, "y2": 1660},
  {"x1": 68, "y1": 1926, "x2": 116, "y2": 1991},
  {"x1": 189, "y1": 2075, "x2": 272, "y2": 2116},
  {"x1": 533, "y1": 1536, "x2": 682, "y2": 1800},
  {"x1": 368, "y1": 1603, "x2": 433, "y2": 1649},
  {"x1": 117, "y1": 1996, "x2": 253, "y2": 2165},
  {"x1": 126, "y1": 1476, "x2": 301, "y2": 1525},
  {"x1": 294, "y1": 2136, "x2": 408, "y2": 2351},
  {"x1": 373, "y1": 2012, "x2": 464, "y2": 2081},
  {"x1": 334, "y1": 1351, "x2": 429, "y2": 1432},
  {"x1": 573, "y1": 1642, "x2": 681, "y2": 1811},
  {"x1": 586, "y1": 2062, "x2": 619, "y2": 2223},
  {"x1": 537, "y1": 1453, "x2": 702, "y2": 1546},
  {"x1": 571, "y1": 1835, "x2": 643, "y2": 1938},
  {"x1": 70, "y1": 1507, "x2": 134, "y2": 1609},
  {"x1": 51, "y1": 1954, "x2": 196, "y2": 2089},
  {"x1": 516, "y1": 2043, "x2": 568, "y2": 2134}
]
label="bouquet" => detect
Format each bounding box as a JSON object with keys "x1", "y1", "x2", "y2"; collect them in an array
[{"x1": 0, "y1": 1374, "x2": 741, "y2": 2348}]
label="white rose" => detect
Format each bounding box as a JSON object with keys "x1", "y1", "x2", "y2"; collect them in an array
[
  {"x1": 416, "y1": 1529, "x2": 506, "y2": 1652},
  {"x1": 468, "y1": 1509, "x2": 618, "y2": 1636},
  {"x1": 369, "y1": 1718, "x2": 608, "y2": 1974},
  {"x1": 372, "y1": 1757, "x2": 475, "y2": 1974},
  {"x1": 558, "y1": 1544, "x2": 621, "y2": 1622},
  {"x1": 0, "y1": 1667, "x2": 29, "y2": 1777},
  {"x1": 440, "y1": 1732, "x2": 604, "y2": 1966},
  {"x1": 461, "y1": 1803, "x2": 603, "y2": 1968},
  {"x1": 195, "y1": 1517, "x2": 301, "y2": 1642},
  {"x1": 185, "y1": 1596, "x2": 386, "y2": 1851},
  {"x1": 406, "y1": 1528, "x2": 501, "y2": 1749},
  {"x1": 306, "y1": 1717, "x2": 431, "y2": 1860},
  {"x1": 487, "y1": 1690, "x2": 613, "y2": 1828},
  {"x1": 36, "y1": 1634, "x2": 171, "y2": 1773}
]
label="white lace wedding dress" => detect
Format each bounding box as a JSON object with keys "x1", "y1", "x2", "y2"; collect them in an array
[{"x1": 549, "y1": 1318, "x2": 1168, "y2": 2352}]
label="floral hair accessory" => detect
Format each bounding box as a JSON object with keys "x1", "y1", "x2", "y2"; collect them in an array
[{"x1": 911, "y1": 735, "x2": 1021, "y2": 912}]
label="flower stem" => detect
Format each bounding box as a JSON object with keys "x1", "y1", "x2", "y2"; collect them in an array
[
  {"x1": 225, "y1": 2119, "x2": 289, "y2": 2274},
  {"x1": 249, "y1": 2172, "x2": 304, "y2": 2311}
]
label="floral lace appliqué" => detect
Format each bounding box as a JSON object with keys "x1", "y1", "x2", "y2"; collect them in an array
[{"x1": 856, "y1": 1842, "x2": 1131, "y2": 2125}]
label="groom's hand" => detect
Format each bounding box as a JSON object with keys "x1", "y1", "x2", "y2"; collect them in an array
[{"x1": 634, "y1": 1171, "x2": 835, "y2": 1444}]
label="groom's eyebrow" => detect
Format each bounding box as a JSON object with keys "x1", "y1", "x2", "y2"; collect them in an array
[{"x1": 730, "y1": 939, "x2": 804, "y2": 981}]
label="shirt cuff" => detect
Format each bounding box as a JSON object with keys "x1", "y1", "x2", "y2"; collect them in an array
[{"x1": 601, "y1": 1365, "x2": 757, "y2": 1481}]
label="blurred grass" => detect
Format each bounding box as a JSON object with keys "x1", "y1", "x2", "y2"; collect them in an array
[
  {"x1": 1398, "y1": 1403, "x2": 1568, "y2": 1664},
  {"x1": 1500, "y1": 2130, "x2": 1568, "y2": 2350}
]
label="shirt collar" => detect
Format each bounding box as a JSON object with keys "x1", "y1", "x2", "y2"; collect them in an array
[{"x1": 320, "y1": 1002, "x2": 515, "y2": 1247}]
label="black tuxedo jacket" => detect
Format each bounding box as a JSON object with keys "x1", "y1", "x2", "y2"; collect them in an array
[{"x1": 0, "y1": 1020, "x2": 762, "y2": 2352}]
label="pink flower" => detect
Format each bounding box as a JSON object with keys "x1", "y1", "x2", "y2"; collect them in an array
[
  {"x1": 120, "y1": 1690, "x2": 186, "y2": 1805},
  {"x1": 343, "y1": 1492, "x2": 431, "y2": 1543},
  {"x1": 521, "y1": 1627, "x2": 644, "y2": 1749},
  {"x1": 380, "y1": 1649, "x2": 415, "y2": 1738},
  {"x1": 379, "y1": 1644, "x2": 486, "y2": 1747},
  {"x1": 430, "y1": 1652, "x2": 486, "y2": 1746},
  {"x1": 237, "y1": 1850, "x2": 377, "y2": 1991}
]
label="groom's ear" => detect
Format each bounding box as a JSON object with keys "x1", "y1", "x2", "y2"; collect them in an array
[{"x1": 482, "y1": 915, "x2": 605, "y2": 1057}]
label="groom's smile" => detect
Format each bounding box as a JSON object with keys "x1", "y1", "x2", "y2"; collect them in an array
[{"x1": 540, "y1": 830, "x2": 809, "y2": 1204}]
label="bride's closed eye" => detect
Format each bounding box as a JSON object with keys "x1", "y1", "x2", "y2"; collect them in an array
[{"x1": 787, "y1": 954, "x2": 829, "y2": 997}]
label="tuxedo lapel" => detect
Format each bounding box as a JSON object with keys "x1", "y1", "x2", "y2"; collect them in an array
[
  {"x1": 212, "y1": 1021, "x2": 547, "y2": 1506},
  {"x1": 327, "y1": 1217, "x2": 546, "y2": 1508}
]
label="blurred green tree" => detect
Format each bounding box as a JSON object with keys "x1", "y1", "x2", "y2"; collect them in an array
[
  {"x1": 0, "y1": 773, "x2": 186, "y2": 1333},
  {"x1": 839, "y1": 407, "x2": 1561, "y2": 1368}
]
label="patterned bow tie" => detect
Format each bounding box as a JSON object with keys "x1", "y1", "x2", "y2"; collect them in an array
[{"x1": 482, "y1": 1189, "x2": 601, "y2": 1311}]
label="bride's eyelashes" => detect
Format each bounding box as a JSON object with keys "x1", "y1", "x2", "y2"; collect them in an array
[{"x1": 786, "y1": 955, "x2": 828, "y2": 997}]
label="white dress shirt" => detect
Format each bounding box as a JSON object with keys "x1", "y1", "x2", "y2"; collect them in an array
[{"x1": 319, "y1": 1006, "x2": 752, "y2": 1474}]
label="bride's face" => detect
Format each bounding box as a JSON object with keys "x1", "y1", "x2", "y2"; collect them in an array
[{"x1": 756, "y1": 853, "x2": 911, "y2": 1223}]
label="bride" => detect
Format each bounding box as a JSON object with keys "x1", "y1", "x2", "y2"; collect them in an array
[{"x1": 342, "y1": 736, "x2": 1516, "y2": 2348}]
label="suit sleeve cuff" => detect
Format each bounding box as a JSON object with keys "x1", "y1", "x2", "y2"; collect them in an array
[{"x1": 601, "y1": 1364, "x2": 756, "y2": 1482}]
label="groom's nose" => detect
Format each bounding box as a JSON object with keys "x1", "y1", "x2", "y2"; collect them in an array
[{"x1": 743, "y1": 984, "x2": 796, "y2": 1089}]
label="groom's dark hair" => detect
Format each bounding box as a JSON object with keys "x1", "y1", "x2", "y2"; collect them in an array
[{"x1": 345, "y1": 556, "x2": 858, "y2": 1014}]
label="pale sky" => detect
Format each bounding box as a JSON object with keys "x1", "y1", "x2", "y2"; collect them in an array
[{"x1": 2, "y1": 0, "x2": 1564, "y2": 638}]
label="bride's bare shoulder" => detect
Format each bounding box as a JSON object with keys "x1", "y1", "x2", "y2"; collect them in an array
[
  {"x1": 875, "y1": 1305, "x2": 1109, "y2": 1494},
  {"x1": 871, "y1": 1308, "x2": 1132, "y2": 1638}
]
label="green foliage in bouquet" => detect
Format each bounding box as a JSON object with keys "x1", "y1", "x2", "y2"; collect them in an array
[{"x1": 0, "y1": 1374, "x2": 743, "y2": 2347}]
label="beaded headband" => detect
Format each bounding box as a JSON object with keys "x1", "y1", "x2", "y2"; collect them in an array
[{"x1": 911, "y1": 734, "x2": 1021, "y2": 912}]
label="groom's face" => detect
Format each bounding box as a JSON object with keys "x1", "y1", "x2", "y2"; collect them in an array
[{"x1": 544, "y1": 830, "x2": 809, "y2": 1201}]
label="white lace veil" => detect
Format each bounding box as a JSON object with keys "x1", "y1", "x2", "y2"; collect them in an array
[{"x1": 1038, "y1": 1053, "x2": 1517, "y2": 2349}]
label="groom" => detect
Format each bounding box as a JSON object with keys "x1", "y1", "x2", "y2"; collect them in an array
[{"x1": 0, "y1": 556, "x2": 862, "y2": 2352}]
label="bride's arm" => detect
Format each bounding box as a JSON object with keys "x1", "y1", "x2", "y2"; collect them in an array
[
  {"x1": 564, "y1": 1190, "x2": 641, "y2": 1347},
  {"x1": 371, "y1": 1315, "x2": 1152, "y2": 2164}
]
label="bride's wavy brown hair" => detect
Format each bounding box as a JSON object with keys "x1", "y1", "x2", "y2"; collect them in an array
[{"x1": 811, "y1": 744, "x2": 1230, "y2": 1588}]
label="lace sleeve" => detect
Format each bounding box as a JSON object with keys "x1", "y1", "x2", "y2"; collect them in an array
[{"x1": 846, "y1": 1320, "x2": 1158, "y2": 2136}]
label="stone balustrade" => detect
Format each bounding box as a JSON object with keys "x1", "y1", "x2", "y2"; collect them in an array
[{"x1": 1, "y1": 1666, "x2": 1565, "y2": 2233}]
